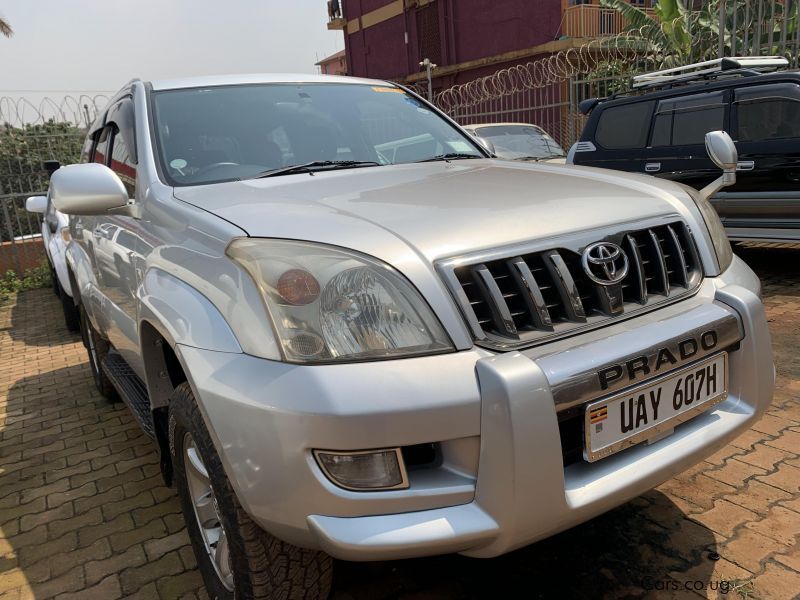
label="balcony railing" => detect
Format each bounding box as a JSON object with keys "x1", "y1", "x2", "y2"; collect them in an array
[
  {"x1": 563, "y1": 4, "x2": 657, "y2": 39},
  {"x1": 326, "y1": 0, "x2": 346, "y2": 30}
]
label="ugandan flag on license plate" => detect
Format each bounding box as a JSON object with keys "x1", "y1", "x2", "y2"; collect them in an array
[{"x1": 589, "y1": 406, "x2": 608, "y2": 432}]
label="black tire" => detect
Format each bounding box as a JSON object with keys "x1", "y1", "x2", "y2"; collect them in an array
[
  {"x1": 60, "y1": 288, "x2": 80, "y2": 332},
  {"x1": 169, "y1": 382, "x2": 333, "y2": 600},
  {"x1": 78, "y1": 304, "x2": 118, "y2": 401},
  {"x1": 51, "y1": 263, "x2": 60, "y2": 296}
]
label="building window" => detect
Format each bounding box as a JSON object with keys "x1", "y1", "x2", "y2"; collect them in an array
[{"x1": 416, "y1": 4, "x2": 442, "y2": 64}]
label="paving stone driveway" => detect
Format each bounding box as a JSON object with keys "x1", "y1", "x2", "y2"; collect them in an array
[{"x1": 1, "y1": 245, "x2": 798, "y2": 600}]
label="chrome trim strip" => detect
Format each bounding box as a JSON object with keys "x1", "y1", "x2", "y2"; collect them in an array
[
  {"x1": 534, "y1": 301, "x2": 742, "y2": 411},
  {"x1": 507, "y1": 257, "x2": 553, "y2": 331},
  {"x1": 544, "y1": 250, "x2": 586, "y2": 322},
  {"x1": 582, "y1": 353, "x2": 729, "y2": 462}
]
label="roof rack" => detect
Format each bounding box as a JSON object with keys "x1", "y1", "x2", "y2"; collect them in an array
[{"x1": 631, "y1": 56, "x2": 789, "y2": 90}]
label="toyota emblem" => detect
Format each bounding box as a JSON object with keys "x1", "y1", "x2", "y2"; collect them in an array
[{"x1": 581, "y1": 242, "x2": 629, "y2": 286}]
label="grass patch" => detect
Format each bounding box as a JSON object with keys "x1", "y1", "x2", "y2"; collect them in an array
[{"x1": 0, "y1": 262, "x2": 52, "y2": 304}]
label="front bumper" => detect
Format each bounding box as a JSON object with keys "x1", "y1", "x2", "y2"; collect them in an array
[{"x1": 177, "y1": 256, "x2": 774, "y2": 560}]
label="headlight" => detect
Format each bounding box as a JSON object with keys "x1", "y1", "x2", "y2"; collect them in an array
[
  {"x1": 684, "y1": 187, "x2": 733, "y2": 273},
  {"x1": 226, "y1": 239, "x2": 453, "y2": 363}
]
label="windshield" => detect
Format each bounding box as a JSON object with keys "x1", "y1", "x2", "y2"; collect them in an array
[
  {"x1": 151, "y1": 83, "x2": 485, "y2": 185},
  {"x1": 474, "y1": 125, "x2": 565, "y2": 160}
]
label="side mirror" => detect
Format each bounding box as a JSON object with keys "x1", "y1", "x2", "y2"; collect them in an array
[
  {"x1": 43, "y1": 160, "x2": 61, "y2": 178},
  {"x1": 50, "y1": 163, "x2": 129, "y2": 216},
  {"x1": 699, "y1": 131, "x2": 737, "y2": 202},
  {"x1": 25, "y1": 195, "x2": 47, "y2": 214}
]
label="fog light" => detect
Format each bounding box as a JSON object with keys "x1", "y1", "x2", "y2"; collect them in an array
[{"x1": 314, "y1": 448, "x2": 408, "y2": 491}]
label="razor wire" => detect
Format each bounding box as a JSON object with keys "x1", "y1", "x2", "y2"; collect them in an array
[
  {"x1": 434, "y1": 5, "x2": 800, "y2": 114},
  {"x1": 0, "y1": 93, "x2": 110, "y2": 128}
]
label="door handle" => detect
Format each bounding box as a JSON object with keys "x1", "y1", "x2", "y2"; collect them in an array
[
  {"x1": 736, "y1": 161, "x2": 755, "y2": 171},
  {"x1": 645, "y1": 162, "x2": 661, "y2": 173}
]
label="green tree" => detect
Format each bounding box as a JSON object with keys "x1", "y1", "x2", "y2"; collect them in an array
[{"x1": 599, "y1": 0, "x2": 797, "y2": 67}]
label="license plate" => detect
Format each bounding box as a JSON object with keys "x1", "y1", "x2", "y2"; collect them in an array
[{"x1": 584, "y1": 353, "x2": 728, "y2": 462}]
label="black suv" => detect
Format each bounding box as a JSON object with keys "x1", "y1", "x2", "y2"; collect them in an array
[{"x1": 569, "y1": 65, "x2": 800, "y2": 242}]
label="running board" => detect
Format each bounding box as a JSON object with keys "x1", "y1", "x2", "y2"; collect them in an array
[{"x1": 102, "y1": 351, "x2": 155, "y2": 438}]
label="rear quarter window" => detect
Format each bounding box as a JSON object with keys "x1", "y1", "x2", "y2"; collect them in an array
[
  {"x1": 594, "y1": 101, "x2": 655, "y2": 149},
  {"x1": 735, "y1": 82, "x2": 800, "y2": 141}
]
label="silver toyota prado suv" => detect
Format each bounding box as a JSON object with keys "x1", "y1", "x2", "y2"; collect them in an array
[{"x1": 52, "y1": 74, "x2": 774, "y2": 599}]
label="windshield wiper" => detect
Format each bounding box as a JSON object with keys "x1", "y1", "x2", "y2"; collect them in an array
[
  {"x1": 417, "y1": 153, "x2": 483, "y2": 163},
  {"x1": 245, "y1": 160, "x2": 380, "y2": 180},
  {"x1": 513, "y1": 154, "x2": 565, "y2": 162}
]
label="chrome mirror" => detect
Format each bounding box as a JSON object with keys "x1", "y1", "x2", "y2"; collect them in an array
[
  {"x1": 25, "y1": 195, "x2": 47, "y2": 214},
  {"x1": 705, "y1": 130, "x2": 738, "y2": 172},
  {"x1": 50, "y1": 163, "x2": 130, "y2": 216},
  {"x1": 699, "y1": 131, "x2": 738, "y2": 202}
]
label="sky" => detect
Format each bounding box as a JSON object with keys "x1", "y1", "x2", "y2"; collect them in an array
[{"x1": 0, "y1": 0, "x2": 344, "y2": 95}]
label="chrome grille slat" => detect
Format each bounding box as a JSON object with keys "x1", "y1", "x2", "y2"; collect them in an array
[
  {"x1": 543, "y1": 251, "x2": 587, "y2": 323},
  {"x1": 507, "y1": 257, "x2": 553, "y2": 331},
  {"x1": 624, "y1": 234, "x2": 647, "y2": 304},
  {"x1": 473, "y1": 265, "x2": 518, "y2": 336},
  {"x1": 442, "y1": 220, "x2": 703, "y2": 351},
  {"x1": 647, "y1": 230, "x2": 670, "y2": 296},
  {"x1": 666, "y1": 225, "x2": 690, "y2": 287}
]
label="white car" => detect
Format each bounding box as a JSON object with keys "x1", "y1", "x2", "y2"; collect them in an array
[
  {"x1": 26, "y1": 193, "x2": 80, "y2": 331},
  {"x1": 463, "y1": 122, "x2": 567, "y2": 163}
]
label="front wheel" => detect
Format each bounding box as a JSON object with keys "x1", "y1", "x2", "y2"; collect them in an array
[{"x1": 169, "y1": 382, "x2": 332, "y2": 600}]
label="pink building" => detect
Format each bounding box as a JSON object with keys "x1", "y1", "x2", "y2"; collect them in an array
[{"x1": 316, "y1": 49, "x2": 347, "y2": 75}]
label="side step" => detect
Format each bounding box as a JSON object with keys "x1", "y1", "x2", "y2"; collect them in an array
[{"x1": 101, "y1": 351, "x2": 155, "y2": 438}]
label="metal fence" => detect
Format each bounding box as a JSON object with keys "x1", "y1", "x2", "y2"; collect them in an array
[
  {"x1": 0, "y1": 94, "x2": 108, "y2": 274},
  {"x1": 439, "y1": 0, "x2": 800, "y2": 148}
]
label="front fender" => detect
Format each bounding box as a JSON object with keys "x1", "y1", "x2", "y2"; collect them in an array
[
  {"x1": 65, "y1": 240, "x2": 103, "y2": 329},
  {"x1": 138, "y1": 267, "x2": 241, "y2": 354},
  {"x1": 49, "y1": 236, "x2": 72, "y2": 296}
]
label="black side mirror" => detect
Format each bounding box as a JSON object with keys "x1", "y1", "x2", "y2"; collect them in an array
[{"x1": 44, "y1": 160, "x2": 61, "y2": 179}]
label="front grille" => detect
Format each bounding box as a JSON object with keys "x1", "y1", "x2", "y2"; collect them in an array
[{"x1": 442, "y1": 221, "x2": 702, "y2": 350}]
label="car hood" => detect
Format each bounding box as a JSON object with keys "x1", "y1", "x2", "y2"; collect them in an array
[{"x1": 172, "y1": 159, "x2": 697, "y2": 263}]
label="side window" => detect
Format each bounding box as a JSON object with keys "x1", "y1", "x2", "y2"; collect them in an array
[
  {"x1": 80, "y1": 135, "x2": 94, "y2": 164},
  {"x1": 115, "y1": 231, "x2": 138, "y2": 252},
  {"x1": 594, "y1": 101, "x2": 655, "y2": 149},
  {"x1": 735, "y1": 83, "x2": 800, "y2": 141},
  {"x1": 109, "y1": 125, "x2": 137, "y2": 197},
  {"x1": 651, "y1": 92, "x2": 725, "y2": 147},
  {"x1": 93, "y1": 127, "x2": 111, "y2": 165}
]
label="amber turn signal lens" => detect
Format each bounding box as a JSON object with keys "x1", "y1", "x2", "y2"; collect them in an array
[{"x1": 277, "y1": 269, "x2": 320, "y2": 305}]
